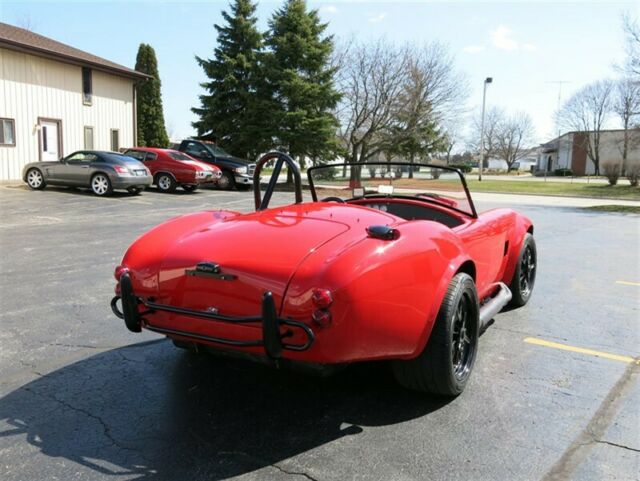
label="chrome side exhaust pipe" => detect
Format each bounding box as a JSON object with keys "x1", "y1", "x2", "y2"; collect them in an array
[{"x1": 479, "y1": 282, "x2": 512, "y2": 331}]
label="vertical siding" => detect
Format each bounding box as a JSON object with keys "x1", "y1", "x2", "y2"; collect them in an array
[{"x1": 0, "y1": 48, "x2": 135, "y2": 180}]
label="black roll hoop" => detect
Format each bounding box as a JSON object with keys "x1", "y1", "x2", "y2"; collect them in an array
[{"x1": 253, "y1": 151, "x2": 303, "y2": 211}]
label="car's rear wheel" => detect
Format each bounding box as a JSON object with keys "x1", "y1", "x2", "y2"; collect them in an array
[
  {"x1": 217, "y1": 172, "x2": 235, "y2": 190},
  {"x1": 182, "y1": 184, "x2": 198, "y2": 192},
  {"x1": 26, "y1": 168, "x2": 46, "y2": 190},
  {"x1": 91, "y1": 174, "x2": 112, "y2": 196},
  {"x1": 127, "y1": 187, "x2": 142, "y2": 195},
  {"x1": 509, "y1": 233, "x2": 537, "y2": 307},
  {"x1": 393, "y1": 273, "x2": 479, "y2": 396},
  {"x1": 156, "y1": 173, "x2": 177, "y2": 193}
]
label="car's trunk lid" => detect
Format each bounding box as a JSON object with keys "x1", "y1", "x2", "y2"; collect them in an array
[{"x1": 156, "y1": 213, "x2": 350, "y2": 319}]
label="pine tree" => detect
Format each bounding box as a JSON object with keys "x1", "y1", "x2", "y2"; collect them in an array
[
  {"x1": 264, "y1": 0, "x2": 341, "y2": 166},
  {"x1": 192, "y1": 0, "x2": 268, "y2": 159},
  {"x1": 134, "y1": 44, "x2": 169, "y2": 147}
]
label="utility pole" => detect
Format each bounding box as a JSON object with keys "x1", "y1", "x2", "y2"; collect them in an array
[
  {"x1": 478, "y1": 77, "x2": 493, "y2": 182},
  {"x1": 545, "y1": 80, "x2": 570, "y2": 176}
]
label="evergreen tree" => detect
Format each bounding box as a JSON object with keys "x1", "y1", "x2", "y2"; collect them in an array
[
  {"x1": 264, "y1": 0, "x2": 341, "y2": 167},
  {"x1": 134, "y1": 44, "x2": 169, "y2": 147},
  {"x1": 192, "y1": 0, "x2": 268, "y2": 159}
]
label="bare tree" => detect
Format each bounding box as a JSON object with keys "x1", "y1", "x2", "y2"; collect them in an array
[
  {"x1": 621, "y1": 13, "x2": 640, "y2": 78},
  {"x1": 335, "y1": 39, "x2": 409, "y2": 168},
  {"x1": 613, "y1": 78, "x2": 640, "y2": 173},
  {"x1": 441, "y1": 121, "x2": 460, "y2": 164},
  {"x1": 494, "y1": 112, "x2": 536, "y2": 171},
  {"x1": 334, "y1": 39, "x2": 466, "y2": 183},
  {"x1": 385, "y1": 43, "x2": 468, "y2": 177},
  {"x1": 468, "y1": 106, "x2": 505, "y2": 168},
  {"x1": 556, "y1": 80, "x2": 614, "y2": 175}
]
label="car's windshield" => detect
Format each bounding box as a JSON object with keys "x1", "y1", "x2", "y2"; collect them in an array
[
  {"x1": 202, "y1": 143, "x2": 229, "y2": 157},
  {"x1": 168, "y1": 151, "x2": 196, "y2": 161},
  {"x1": 308, "y1": 162, "x2": 476, "y2": 217}
]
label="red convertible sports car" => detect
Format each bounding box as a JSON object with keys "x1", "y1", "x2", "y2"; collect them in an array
[{"x1": 112, "y1": 153, "x2": 536, "y2": 396}]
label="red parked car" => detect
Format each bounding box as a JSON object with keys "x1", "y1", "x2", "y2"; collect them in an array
[
  {"x1": 123, "y1": 147, "x2": 222, "y2": 193},
  {"x1": 112, "y1": 153, "x2": 536, "y2": 396}
]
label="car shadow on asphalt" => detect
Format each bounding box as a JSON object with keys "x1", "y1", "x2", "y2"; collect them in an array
[{"x1": 0, "y1": 339, "x2": 450, "y2": 480}]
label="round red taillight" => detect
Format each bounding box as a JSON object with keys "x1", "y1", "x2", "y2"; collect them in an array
[
  {"x1": 114, "y1": 265, "x2": 128, "y2": 281},
  {"x1": 312, "y1": 309, "x2": 332, "y2": 327},
  {"x1": 312, "y1": 288, "x2": 333, "y2": 309}
]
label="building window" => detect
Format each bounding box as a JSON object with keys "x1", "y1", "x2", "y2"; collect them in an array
[
  {"x1": 84, "y1": 126, "x2": 94, "y2": 149},
  {"x1": 110, "y1": 129, "x2": 119, "y2": 151},
  {"x1": 82, "y1": 67, "x2": 92, "y2": 104},
  {"x1": 0, "y1": 118, "x2": 15, "y2": 146}
]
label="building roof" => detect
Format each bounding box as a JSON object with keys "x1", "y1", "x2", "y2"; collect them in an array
[{"x1": 0, "y1": 22, "x2": 150, "y2": 80}]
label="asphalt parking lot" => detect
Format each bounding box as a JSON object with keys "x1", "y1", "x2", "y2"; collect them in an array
[{"x1": 0, "y1": 183, "x2": 638, "y2": 481}]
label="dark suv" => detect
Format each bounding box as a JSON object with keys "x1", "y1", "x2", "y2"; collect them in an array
[{"x1": 177, "y1": 139, "x2": 255, "y2": 190}]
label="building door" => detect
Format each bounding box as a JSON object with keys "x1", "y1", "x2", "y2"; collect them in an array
[{"x1": 40, "y1": 120, "x2": 61, "y2": 162}]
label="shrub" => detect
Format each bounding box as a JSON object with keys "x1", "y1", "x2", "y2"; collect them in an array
[
  {"x1": 449, "y1": 164, "x2": 472, "y2": 173},
  {"x1": 554, "y1": 168, "x2": 573, "y2": 177},
  {"x1": 626, "y1": 163, "x2": 640, "y2": 187},
  {"x1": 602, "y1": 162, "x2": 621, "y2": 186},
  {"x1": 431, "y1": 168, "x2": 441, "y2": 179},
  {"x1": 312, "y1": 165, "x2": 337, "y2": 181}
]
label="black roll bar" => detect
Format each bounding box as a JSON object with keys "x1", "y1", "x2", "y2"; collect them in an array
[{"x1": 253, "y1": 151, "x2": 303, "y2": 211}]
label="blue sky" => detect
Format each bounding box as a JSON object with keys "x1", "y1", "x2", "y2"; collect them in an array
[{"x1": 1, "y1": 1, "x2": 637, "y2": 147}]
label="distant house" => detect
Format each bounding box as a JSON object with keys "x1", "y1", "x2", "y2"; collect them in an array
[
  {"x1": 0, "y1": 22, "x2": 149, "y2": 181},
  {"x1": 537, "y1": 129, "x2": 640, "y2": 175},
  {"x1": 486, "y1": 148, "x2": 538, "y2": 172}
]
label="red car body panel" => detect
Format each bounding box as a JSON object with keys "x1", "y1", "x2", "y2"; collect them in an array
[
  {"x1": 124, "y1": 147, "x2": 220, "y2": 185},
  {"x1": 118, "y1": 197, "x2": 532, "y2": 364}
]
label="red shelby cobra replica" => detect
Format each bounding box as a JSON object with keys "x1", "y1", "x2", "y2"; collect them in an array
[{"x1": 112, "y1": 153, "x2": 536, "y2": 396}]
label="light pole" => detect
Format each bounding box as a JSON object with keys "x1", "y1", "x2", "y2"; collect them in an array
[{"x1": 478, "y1": 77, "x2": 493, "y2": 181}]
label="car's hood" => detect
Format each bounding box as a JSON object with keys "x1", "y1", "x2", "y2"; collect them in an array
[{"x1": 217, "y1": 155, "x2": 252, "y2": 166}]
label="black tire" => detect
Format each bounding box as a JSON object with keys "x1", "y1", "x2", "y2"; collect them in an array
[
  {"x1": 26, "y1": 168, "x2": 46, "y2": 190},
  {"x1": 127, "y1": 187, "x2": 142, "y2": 195},
  {"x1": 509, "y1": 233, "x2": 537, "y2": 307},
  {"x1": 182, "y1": 184, "x2": 198, "y2": 192},
  {"x1": 217, "y1": 172, "x2": 235, "y2": 190},
  {"x1": 236, "y1": 184, "x2": 251, "y2": 191},
  {"x1": 393, "y1": 273, "x2": 479, "y2": 396},
  {"x1": 91, "y1": 173, "x2": 113, "y2": 196},
  {"x1": 156, "y1": 173, "x2": 177, "y2": 193}
]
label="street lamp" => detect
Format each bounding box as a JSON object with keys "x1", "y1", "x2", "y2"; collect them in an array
[{"x1": 478, "y1": 77, "x2": 493, "y2": 182}]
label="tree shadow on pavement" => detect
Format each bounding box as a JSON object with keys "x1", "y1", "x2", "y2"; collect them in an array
[{"x1": 0, "y1": 339, "x2": 450, "y2": 480}]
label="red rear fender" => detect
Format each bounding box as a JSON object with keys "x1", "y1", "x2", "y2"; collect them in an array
[{"x1": 282, "y1": 220, "x2": 473, "y2": 362}]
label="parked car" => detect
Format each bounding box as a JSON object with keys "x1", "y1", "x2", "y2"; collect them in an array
[
  {"x1": 123, "y1": 147, "x2": 222, "y2": 193},
  {"x1": 112, "y1": 154, "x2": 536, "y2": 396},
  {"x1": 176, "y1": 139, "x2": 255, "y2": 190},
  {"x1": 23, "y1": 150, "x2": 152, "y2": 196}
]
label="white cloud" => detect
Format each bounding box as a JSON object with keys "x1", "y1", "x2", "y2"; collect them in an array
[
  {"x1": 463, "y1": 45, "x2": 485, "y2": 54},
  {"x1": 321, "y1": 5, "x2": 338, "y2": 15},
  {"x1": 368, "y1": 12, "x2": 386, "y2": 23},
  {"x1": 490, "y1": 25, "x2": 519, "y2": 51},
  {"x1": 523, "y1": 43, "x2": 537, "y2": 52}
]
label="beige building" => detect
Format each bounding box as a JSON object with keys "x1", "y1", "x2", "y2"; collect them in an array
[
  {"x1": 0, "y1": 22, "x2": 148, "y2": 181},
  {"x1": 537, "y1": 129, "x2": 640, "y2": 175}
]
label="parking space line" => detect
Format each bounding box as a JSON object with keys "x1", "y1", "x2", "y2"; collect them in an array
[
  {"x1": 615, "y1": 280, "x2": 640, "y2": 286},
  {"x1": 524, "y1": 337, "x2": 640, "y2": 365}
]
